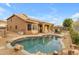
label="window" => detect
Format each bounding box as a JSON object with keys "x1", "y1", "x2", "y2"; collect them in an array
[
  {"x1": 15, "y1": 25, "x2": 17, "y2": 30},
  {"x1": 27, "y1": 24, "x2": 32, "y2": 30},
  {"x1": 33, "y1": 24, "x2": 38, "y2": 30}
]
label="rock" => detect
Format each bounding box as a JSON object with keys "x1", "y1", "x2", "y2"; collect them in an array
[
  {"x1": 53, "y1": 51, "x2": 58, "y2": 55},
  {"x1": 68, "y1": 49, "x2": 74, "y2": 55},
  {"x1": 74, "y1": 49, "x2": 79, "y2": 55},
  {"x1": 14, "y1": 44, "x2": 24, "y2": 52},
  {"x1": 36, "y1": 51, "x2": 46, "y2": 55}
]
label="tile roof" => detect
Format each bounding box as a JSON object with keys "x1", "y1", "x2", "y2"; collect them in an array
[{"x1": 7, "y1": 14, "x2": 54, "y2": 25}]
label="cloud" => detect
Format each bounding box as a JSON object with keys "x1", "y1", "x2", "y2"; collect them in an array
[
  {"x1": 0, "y1": 7, "x2": 6, "y2": 15},
  {"x1": 48, "y1": 18, "x2": 57, "y2": 23},
  {"x1": 29, "y1": 14, "x2": 60, "y2": 25},
  {"x1": 0, "y1": 7, "x2": 6, "y2": 12},
  {"x1": 28, "y1": 6, "x2": 60, "y2": 25},
  {"x1": 71, "y1": 13, "x2": 79, "y2": 21},
  {"x1": 6, "y1": 3, "x2": 11, "y2": 7},
  {"x1": 0, "y1": 7, "x2": 12, "y2": 19},
  {"x1": 51, "y1": 18, "x2": 59, "y2": 23},
  {"x1": 49, "y1": 17, "x2": 61, "y2": 25}
]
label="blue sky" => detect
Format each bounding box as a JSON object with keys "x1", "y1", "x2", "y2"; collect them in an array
[{"x1": 0, "y1": 3, "x2": 79, "y2": 25}]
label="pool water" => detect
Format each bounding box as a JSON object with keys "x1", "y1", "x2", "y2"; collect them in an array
[{"x1": 13, "y1": 36, "x2": 63, "y2": 53}]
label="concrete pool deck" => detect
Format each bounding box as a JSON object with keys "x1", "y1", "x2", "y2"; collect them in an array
[
  {"x1": 8, "y1": 33, "x2": 64, "y2": 43},
  {"x1": 0, "y1": 31, "x2": 73, "y2": 55},
  {"x1": 8, "y1": 32, "x2": 65, "y2": 55}
]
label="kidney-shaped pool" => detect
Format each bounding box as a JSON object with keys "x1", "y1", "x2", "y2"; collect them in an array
[{"x1": 11, "y1": 35, "x2": 63, "y2": 54}]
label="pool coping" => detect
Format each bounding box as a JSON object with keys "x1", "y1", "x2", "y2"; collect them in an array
[
  {"x1": 8, "y1": 33, "x2": 64, "y2": 55},
  {"x1": 9, "y1": 33, "x2": 64, "y2": 42}
]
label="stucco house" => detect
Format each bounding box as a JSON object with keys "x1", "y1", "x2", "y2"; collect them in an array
[
  {"x1": 7, "y1": 14, "x2": 54, "y2": 35},
  {"x1": 0, "y1": 20, "x2": 7, "y2": 37}
]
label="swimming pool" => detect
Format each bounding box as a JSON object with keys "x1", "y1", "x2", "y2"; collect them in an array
[{"x1": 12, "y1": 35, "x2": 63, "y2": 54}]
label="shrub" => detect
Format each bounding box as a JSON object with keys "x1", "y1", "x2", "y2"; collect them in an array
[{"x1": 70, "y1": 29, "x2": 79, "y2": 45}]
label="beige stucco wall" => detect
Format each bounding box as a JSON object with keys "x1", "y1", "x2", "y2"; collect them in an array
[
  {"x1": 25, "y1": 23, "x2": 39, "y2": 34},
  {"x1": 7, "y1": 16, "x2": 26, "y2": 33},
  {"x1": 43, "y1": 24, "x2": 53, "y2": 33},
  {"x1": 44, "y1": 25, "x2": 49, "y2": 33},
  {"x1": 0, "y1": 28, "x2": 6, "y2": 37},
  {"x1": 7, "y1": 16, "x2": 39, "y2": 35}
]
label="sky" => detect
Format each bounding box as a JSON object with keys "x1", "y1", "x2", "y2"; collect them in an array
[{"x1": 0, "y1": 3, "x2": 79, "y2": 25}]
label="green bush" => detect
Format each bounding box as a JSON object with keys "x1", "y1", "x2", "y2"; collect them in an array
[
  {"x1": 70, "y1": 29, "x2": 79, "y2": 45},
  {"x1": 63, "y1": 18, "x2": 73, "y2": 31},
  {"x1": 63, "y1": 18, "x2": 79, "y2": 45}
]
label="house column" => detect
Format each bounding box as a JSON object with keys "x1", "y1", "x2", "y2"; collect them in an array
[
  {"x1": 50, "y1": 25, "x2": 54, "y2": 33},
  {"x1": 49, "y1": 25, "x2": 51, "y2": 32},
  {"x1": 42, "y1": 24, "x2": 45, "y2": 33},
  {"x1": 47, "y1": 25, "x2": 52, "y2": 33}
]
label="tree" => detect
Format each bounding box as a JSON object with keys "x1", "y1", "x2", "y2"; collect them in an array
[
  {"x1": 63, "y1": 18, "x2": 79, "y2": 45},
  {"x1": 63, "y1": 18, "x2": 73, "y2": 30}
]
